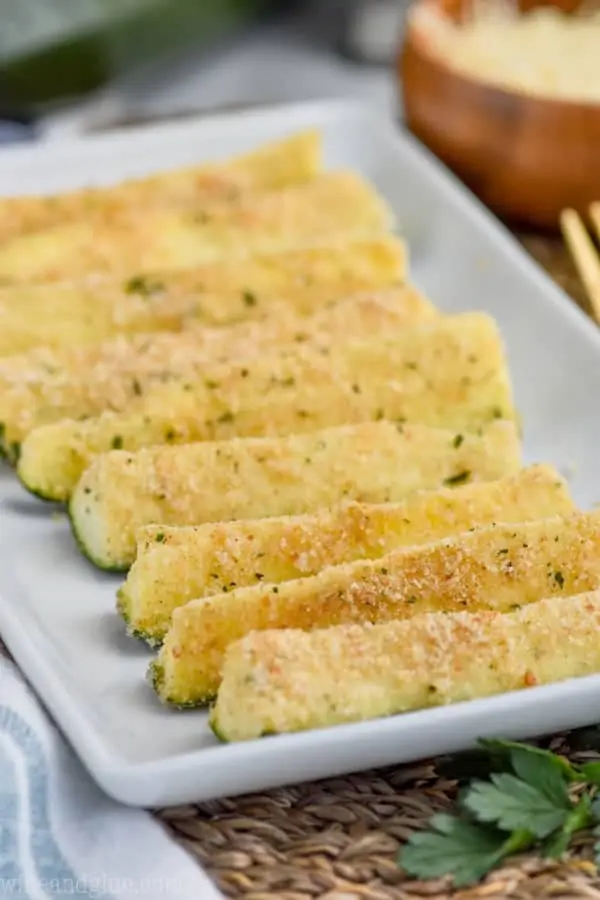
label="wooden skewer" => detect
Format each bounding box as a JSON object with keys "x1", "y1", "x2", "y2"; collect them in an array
[
  {"x1": 589, "y1": 202, "x2": 600, "y2": 245},
  {"x1": 560, "y1": 207, "x2": 600, "y2": 323}
]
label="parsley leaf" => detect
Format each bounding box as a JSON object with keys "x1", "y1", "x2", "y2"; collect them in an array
[
  {"x1": 578, "y1": 761, "x2": 600, "y2": 786},
  {"x1": 123, "y1": 274, "x2": 165, "y2": 296},
  {"x1": 542, "y1": 795, "x2": 592, "y2": 859},
  {"x1": 401, "y1": 816, "x2": 535, "y2": 886},
  {"x1": 464, "y1": 772, "x2": 571, "y2": 837},
  {"x1": 400, "y1": 814, "x2": 511, "y2": 886},
  {"x1": 480, "y1": 738, "x2": 577, "y2": 781},
  {"x1": 444, "y1": 470, "x2": 471, "y2": 486},
  {"x1": 542, "y1": 828, "x2": 572, "y2": 860},
  {"x1": 401, "y1": 737, "x2": 600, "y2": 887},
  {"x1": 506, "y1": 747, "x2": 572, "y2": 805}
]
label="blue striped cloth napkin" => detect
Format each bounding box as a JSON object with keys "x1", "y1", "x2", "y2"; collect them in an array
[
  {"x1": 0, "y1": 657, "x2": 223, "y2": 899},
  {"x1": 0, "y1": 122, "x2": 34, "y2": 144}
]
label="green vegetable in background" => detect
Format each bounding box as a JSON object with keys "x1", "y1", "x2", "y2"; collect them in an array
[{"x1": 0, "y1": 0, "x2": 282, "y2": 114}]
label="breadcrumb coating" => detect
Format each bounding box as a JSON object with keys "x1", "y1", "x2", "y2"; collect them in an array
[
  {"x1": 70, "y1": 420, "x2": 521, "y2": 570},
  {"x1": 155, "y1": 509, "x2": 600, "y2": 705},
  {"x1": 18, "y1": 311, "x2": 514, "y2": 500},
  {"x1": 210, "y1": 590, "x2": 600, "y2": 741},
  {"x1": 121, "y1": 464, "x2": 570, "y2": 644}
]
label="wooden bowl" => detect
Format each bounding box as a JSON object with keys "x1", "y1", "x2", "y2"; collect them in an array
[{"x1": 399, "y1": 0, "x2": 600, "y2": 229}]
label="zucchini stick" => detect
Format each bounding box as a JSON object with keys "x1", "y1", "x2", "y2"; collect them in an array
[
  {"x1": 0, "y1": 236, "x2": 406, "y2": 356},
  {"x1": 154, "y1": 510, "x2": 600, "y2": 705},
  {"x1": 0, "y1": 171, "x2": 392, "y2": 283},
  {"x1": 121, "y1": 465, "x2": 572, "y2": 645},
  {"x1": 70, "y1": 420, "x2": 521, "y2": 571},
  {"x1": 210, "y1": 590, "x2": 600, "y2": 741},
  {"x1": 0, "y1": 287, "x2": 434, "y2": 455},
  {"x1": 0, "y1": 130, "x2": 321, "y2": 243},
  {"x1": 18, "y1": 312, "x2": 515, "y2": 501}
]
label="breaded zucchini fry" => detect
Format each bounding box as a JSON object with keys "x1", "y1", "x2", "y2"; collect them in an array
[
  {"x1": 210, "y1": 590, "x2": 600, "y2": 741},
  {"x1": 0, "y1": 131, "x2": 321, "y2": 243},
  {"x1": 121, "y1": 465, "x2": 572, "y2": 645},
  {"x1": 70, "y1": 420, "x2": 521, "y2": 571},
  {"x1": 153, "y1": 510, "x2": 600, "y2": 705},
  {"x1": 0, "y1": 288, "x2": 435, "y2": 455},
  {"x1": 18, "y1": 312, "x2": 514, "y2": 501},
  {"x1": 0, "y1": 237, "x2": 407, "y2": 356},
  {"x1": 0, "y1": 172, "x2": 392, "y2": 283}
]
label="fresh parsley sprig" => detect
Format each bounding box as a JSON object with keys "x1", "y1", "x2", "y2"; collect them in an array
[{"x1": 399, "y1": 738, "x2": 600, "y2": 886}]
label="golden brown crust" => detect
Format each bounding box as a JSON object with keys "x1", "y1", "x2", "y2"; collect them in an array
[
  {"x1": 18, "y1": 312, "x2": 515, "y2": 500},
  {"x1": 0, "y1": 131, "x2": 321, "y2": 244},
  {"x1": 122, "y1": 464, "x2": 572, "y2": 643},
  {"x1": 69, "y1": 420, "x2": 521, "y2": 569},
  {"x1": 154, "y1": 477, "x2": 600, "y2": 707},
  {"x1": 210, "y1": 590, "x2": 600, "y2": 740},
  {"x1": 0, "y1": 236, "x2": 407, "y2": 356},
  {"x1": 0, "y1": 172, "x2": 392, "y2": 283},
  {"x1": 0, "y1": 288, "x2": 432, "y2": 448}
]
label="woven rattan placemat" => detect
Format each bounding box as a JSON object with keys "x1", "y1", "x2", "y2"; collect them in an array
[{"x1": 157, "y1": 231, "x2": 600, "y2": 900}]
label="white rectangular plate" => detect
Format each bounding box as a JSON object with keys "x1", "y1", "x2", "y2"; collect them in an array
[{"x1": 2, "y1": 100, "x2": 600, "y2": 808}]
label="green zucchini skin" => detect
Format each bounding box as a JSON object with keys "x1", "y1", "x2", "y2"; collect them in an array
[
  {"x1": 68, "y1": 501, "x2": 129, "y2": 574},
  {"x1": 116, "y1": 591, "x2": 161, "y2": 645},
  {"x1": 19, "y1": 477, "x2": 60, "y2": 504},
  {"x1": 148, "y1": 660, "x2": 210, "y2": 709},
  {"x1": 1, "y1": 0, "x2": 279, "y2": 114},
  {"x1": 0, "y1": 424, "x2": 16, "y2": 461},
  {"x1": 209, "y1": 716, "x2": 230, "y2": 744}
]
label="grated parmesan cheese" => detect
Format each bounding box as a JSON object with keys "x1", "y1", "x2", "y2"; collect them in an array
[{"x1": 410, "y1": 2, "x2": 600, "y2": 103}]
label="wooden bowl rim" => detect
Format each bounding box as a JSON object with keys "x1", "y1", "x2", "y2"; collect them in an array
[{"x1": 404, "y1": 0, "x2": 600, "y2": 116}]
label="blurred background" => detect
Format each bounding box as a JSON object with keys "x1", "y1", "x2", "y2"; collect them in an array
[
  {"x1": 2, "y1": 0, "x2": 599, "y2": 240},
  {"x1": 0, "y1": 0, "x2": 407, "y2": 140}
]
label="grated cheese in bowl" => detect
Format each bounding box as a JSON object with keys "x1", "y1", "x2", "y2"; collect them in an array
[{"x1": 409, "y1": 1, "x2": 600, "y2": 103}]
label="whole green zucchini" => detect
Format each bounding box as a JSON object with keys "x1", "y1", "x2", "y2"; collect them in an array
[{"x1": 0, "y1": 0, "x2": 283, "y2": 114}]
